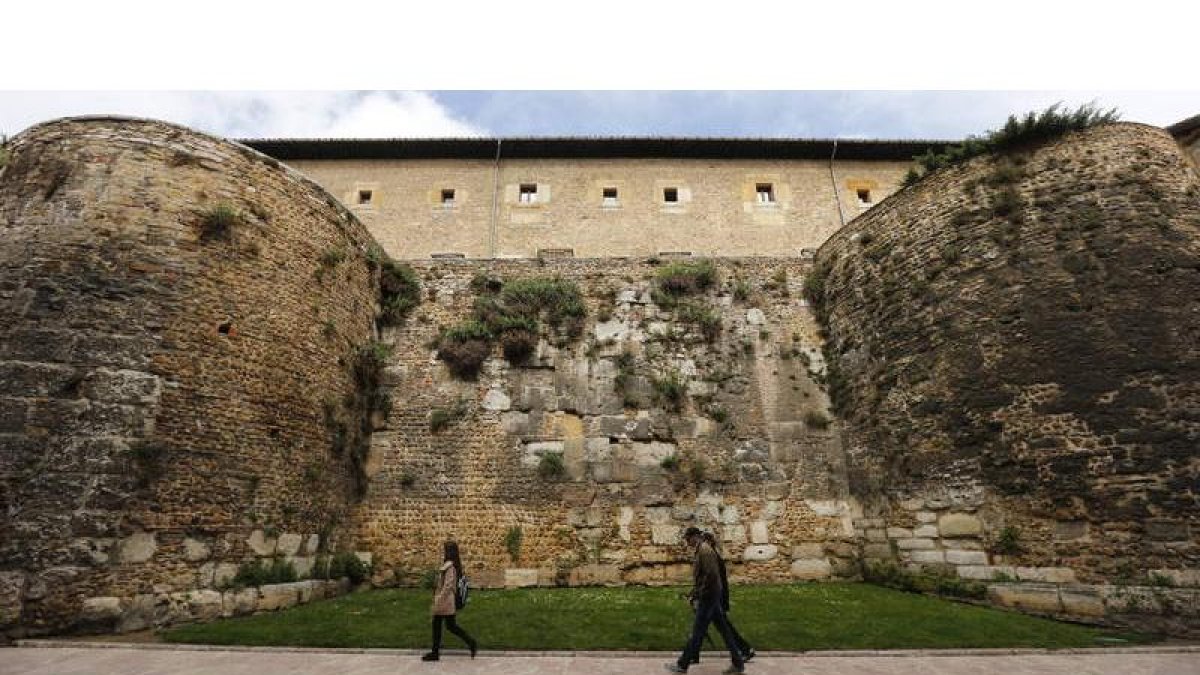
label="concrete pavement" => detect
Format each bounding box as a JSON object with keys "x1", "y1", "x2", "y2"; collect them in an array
[{"x1": 2, "y1": 643, "x2": 1198, "y2": 675}]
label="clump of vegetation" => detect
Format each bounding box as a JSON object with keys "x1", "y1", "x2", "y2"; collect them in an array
[
  {"x1": 198, "y1": 203, "x2": 243, "y2": 242},
  {"x1": 504, "y1": 526, "x2": 523, "y2": 563},
  {"x1": 675, "y1": 302, "x2": 722, "y2": 342},
  {"x1": 430, "y1": 397, "x2": 469, "y2": 433},
  {"x1": 322, "y1": 340, "x2": 392, "y2": 499},
  {"x1": 437, "y1": 276, "x2": 587, "y2": 378},
  {"x1": 320, "y1": 246, "x2": 347, "y2": 268},
  {"x1": 660, "y1": 454, "x2": 680, "y2": 470},
  {"x1": 906, "y1": 103, "x2": 1120, "y2": 185},
  {"x1": 379, "y1": 259, "x2": 421, "y2": 325},
  {"x1": 804, "y1": 410, "x2": 831, "y2": 430},
  {"x1": 652, "y1": 370, "x2": 688, "y2": 412},
  {"x1": 655, "y1": 259, "x2": 718, "y2": 297},
  {"x1": 732, "y1": 278, "x2": 751, "y2": 302},
  {"x1": 437, "y1": 320, "x2": 494, "y2": 379},
  {"x1": 233, "y1": 556, "x2": 298, "y2": 587},
  {"x1": 318, "y1": 551, "x2": 371, "y2": 584},
  {"x1": 992, "y1": 526, "x2": 1023, "y2": 555},
  {"x1": 538, "y1": 452, "x2": 567, "y2": 480},
  {"x1": 0, "y1": 134, "x2": 9, "y2": 170}
]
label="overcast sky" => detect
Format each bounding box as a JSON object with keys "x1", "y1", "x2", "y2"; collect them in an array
[{"x1": 2, "y1": 91, "x2": 1197, "y2": 142}]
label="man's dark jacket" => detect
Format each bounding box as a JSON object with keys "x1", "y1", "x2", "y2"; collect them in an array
[{"x1": 691, "y1": 541, "x2": 724, "y2": 605}]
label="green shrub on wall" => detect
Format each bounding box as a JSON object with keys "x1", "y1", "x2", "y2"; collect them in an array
[
  {"x1": 906, "y1": 103, "x2": 1120, "y2": 185},
  {"x1": 437, "y1": 276, "x2": 587, "y2": 379}
]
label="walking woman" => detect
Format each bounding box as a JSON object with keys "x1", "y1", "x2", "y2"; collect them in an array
[{"x1": 422, "y1": 540, "x2": 478, "y2": 661}]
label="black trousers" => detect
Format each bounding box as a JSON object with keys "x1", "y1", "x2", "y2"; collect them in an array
[
  {"x1": 431, "y1": 614, "x2": 474, "y2": 653},
  {"x1": 700, "y1": 611, "x2": 751, "y2": 659},
  {"x1": 677, "y1": 599, "x2": 744, "y2": 670}
]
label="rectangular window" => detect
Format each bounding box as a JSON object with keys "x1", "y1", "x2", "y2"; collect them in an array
[
  {"x1": 357, "y1": 189, "x2": 373, "y2": 205},
  {"x1": 441, "y1": 189, "x2": 456, "y2": 206},
  {"x1": 857, "y1": 188, "x2": 872, "y2": 206},
  {"x1": 602, "y1": 187, "x2": 618, "y2": 205},
  {"x1": 519, "y1": 183, "x2": 538, "y2": 203},
  {"x1": 663, "y1": 187, "x2": 679, "y2": 203},
  {"x1": 756, "y1": 183, "x2": 775, "y2": 203}
]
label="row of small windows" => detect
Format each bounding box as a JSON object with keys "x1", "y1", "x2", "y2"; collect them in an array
[{"x1": 356, "y1": 183, "x2": 872, "y2": 207}]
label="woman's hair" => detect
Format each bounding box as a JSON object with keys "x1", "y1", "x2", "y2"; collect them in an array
[{"x1": 443, "y1": 540, "x2": 464, "y2": 579}]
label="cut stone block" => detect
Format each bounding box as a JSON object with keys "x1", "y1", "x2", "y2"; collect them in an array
[
  {"x1": 913, "y1": 525, "x2": 939, "y2": 538},
  {"x1": 908, "y1": 550, "x2": 945, "y2": 564},
  {"x1": 957, "y1": 565, "x2": 1016, "y2": 581},
  {"x1": 886, "y1": 527, "x2": 912, "y2": 539},
  {"x1": 482, "y1": 388, "x2": 511, "y2": 411},
  {"x1": 945, "y1": 550, "x2": 989, "y2": 566},
  {"x1": 896, "y1": 538, "x2": 935, "y2": 550},
  {"x1": 246, "y1": 529, "x2": 277, "y2": 556},
  {"x1": 183, "y1": 537, "x2": 211, "y2": 562},
  {"x1": 916, "y1": 511, "x2": 938, "y2": 523},
  {"x1": 742, "y1": 545, "x2": 778, "y2": 562},
  {"x1": 504, "y1": 568, "x2": 540, "y2": 588},
  {"x1": 989, "y1": 583, "x2": 1062, "y2": 613},
  {"x1": 1015, "y1": 567, "x2": 1077, "y2": 583},
  {"x1": 938, "y1": 513, "x2": 983, "y2": 537},
  {"x1": 118, "y1": 531, "x2": 157, "y2": 563},
  {"x1": 276, "y1": 533, "x2": 303, "y2": 557},
  {"x1": 749, "y1": 521, "x2": 769, "y2": 544},
  {"x1": 790, "y1": 559, "x2": 832, "y2": 580},
  {"x1": 651, "y1": 524, "x2": 681, "y2": 545},
  {"x1": 793, "y1": 543, "x2": 824, "y2": 559}
]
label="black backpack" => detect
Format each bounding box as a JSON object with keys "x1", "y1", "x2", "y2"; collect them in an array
[{"x1": 455, "y1": 573, "x2": 470, "y2": 609}]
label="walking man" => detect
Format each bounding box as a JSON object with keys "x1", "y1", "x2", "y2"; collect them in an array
[{"x1": 666, "y1": 527, "x2": 746, "y2": 674}]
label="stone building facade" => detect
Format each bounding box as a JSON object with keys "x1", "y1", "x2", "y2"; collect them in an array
[{"x1": 245, "y1": 138, "x2": 939, "y2": 260}]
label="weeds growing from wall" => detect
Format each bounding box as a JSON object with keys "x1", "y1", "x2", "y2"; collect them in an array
[
  {"x1": 437, "y1": 276, "x2": 587, "y2": 379},
  {"x1": 504, "y1": 526, "x2": 524, "y2": 563},
  {"x1": 652, "y1": 370, "x2": 688, "y2": 412},
  {"x1": 233, "y1": 557, "x2": 298, "y2": 587},
  {"x1": 906, "y1": 103, "x2": 1120, "y2": 185},
  {"x1": 538, "y1": 452, "x2": 567, "y2": 480},
  {"x1": 379, "y1": 258, "x2": 421, "y2": 325},
  {"x1": 430, "y1": 397, "x2": 469, "y2": 433},
  {"x1": 198, "y1": 203, "x2": 243, "y2": 243}
]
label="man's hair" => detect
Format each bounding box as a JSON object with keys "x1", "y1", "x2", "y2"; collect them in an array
[{"x1": 683, "y1": 526, "x2": 703, "y2": 540}]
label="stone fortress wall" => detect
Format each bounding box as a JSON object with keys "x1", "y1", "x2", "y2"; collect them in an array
[
  {"x1": 282, "y1": 154, "x2": 913, "y2": 260},
  {"x1": 812, "y1": 122, "x2": 1200, "y2": 633},
  {"x1": 1, "y1": 116, "x2": 1199, "y2": 639},
  {"x1": 0, "y1": 118, "x2": 380, "y2": 637},
  {"x1": 359, "y1": 257, "x2": 853, "y2": 589}
]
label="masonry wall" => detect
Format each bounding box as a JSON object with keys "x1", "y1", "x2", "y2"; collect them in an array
[
  {"x1": 811, "y1": 123, "x2": 1200, "y2": 593},
  {"x1": 0, "y1": 117, "x2": 381, "y2": 637},
  {"x1": 287, "y1": 157, "x2": 911, "y2": 259},
  {"x1": 360, "y1": 257, "x2": 857, "y2": 589}
]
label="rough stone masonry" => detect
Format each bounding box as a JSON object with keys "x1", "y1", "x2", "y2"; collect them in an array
[{"x1": 1, "y1": 117, "x2": 1198, "y2": 640}]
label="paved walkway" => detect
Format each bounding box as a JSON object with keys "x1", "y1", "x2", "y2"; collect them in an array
[{"x1": 3, "y1": 644, "x2": 1198, "y2": 675}]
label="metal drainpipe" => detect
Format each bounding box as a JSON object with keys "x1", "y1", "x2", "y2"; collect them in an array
[
  {"x1": 489, "y1": 139, "x2": 502, "y2": 258},
  {"x1": 829, "y1": 138, "x2": 846, "y2": 229}
]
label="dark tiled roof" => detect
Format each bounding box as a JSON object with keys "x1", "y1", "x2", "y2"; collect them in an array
[
  {"x1": 1167, "y1": 114, "x2": 1200, "y2": 138},
  {"x1": 238, "y1": 136, "x2": 956, "y2": 162}
]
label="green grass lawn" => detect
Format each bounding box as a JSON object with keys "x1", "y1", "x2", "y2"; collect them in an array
[{"x1": 162, "y1": 583, "x2": 1155, "y2": 650}]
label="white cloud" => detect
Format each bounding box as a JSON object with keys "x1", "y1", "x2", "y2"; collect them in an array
[{"x1": 0, "y1": 91, "x2": 486, "y2": 139}]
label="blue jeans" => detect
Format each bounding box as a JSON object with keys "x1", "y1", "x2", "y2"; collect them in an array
[{"x1": 677, "y1": 599, "x2": 744, "y2": 670}]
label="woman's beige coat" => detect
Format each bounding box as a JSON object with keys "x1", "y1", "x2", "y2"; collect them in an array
[{"x1": 431, "y1": 561, "x2": 457, "y2": 616}]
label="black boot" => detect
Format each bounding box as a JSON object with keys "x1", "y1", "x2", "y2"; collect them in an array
[{"x1": 421, "y1": 652, "x2": 439, "y2": 661}]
